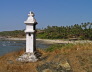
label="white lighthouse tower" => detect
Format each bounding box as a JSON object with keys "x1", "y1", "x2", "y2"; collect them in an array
[
  {"x1": 24, "y1": 11, "x2": 37, "y2": 53},
  {"x1": 17, "y1": 11, "x2": 41, "y2": 62}
]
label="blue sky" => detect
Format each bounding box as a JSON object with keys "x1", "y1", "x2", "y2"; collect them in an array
[{"x1": 0, "y1": 0, "x2": 92, "y2": 31}]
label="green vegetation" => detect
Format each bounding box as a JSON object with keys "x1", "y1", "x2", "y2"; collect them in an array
[
  {"x1": 0, "y1": 22, "x2": 92, "y2": 40},
  {"x1": 37, "y1": 22, "x2": 92, "y2": 40},
  {"x1": 0, "y1": 30, "x2": 25, "y2": 38},
  {"x1": 46, "y1": 44, "x2": 63, "y2": 52},
  {"x1": 46, "y1": 44, "x2": 73, "y2": 52}
]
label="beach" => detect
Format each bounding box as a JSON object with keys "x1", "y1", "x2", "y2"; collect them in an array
[
  {"x1": 1, "y1": 38, "x2": 72, "y2": 44},
  {"x1": 1, "y1": 37, "x2": 92, "y2": 44}
]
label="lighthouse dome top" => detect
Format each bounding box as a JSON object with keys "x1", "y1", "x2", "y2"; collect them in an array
[{"x1": 24, "y1": 11, "x2": 37, "y2": 24}]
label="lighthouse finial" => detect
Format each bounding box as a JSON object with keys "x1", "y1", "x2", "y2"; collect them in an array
[
  {"x1": 24, "y1": 11, "x2": 36, "y2": 23},
  {"x1": 28, "y1": 11, "x2": 35, "y2": 17}
]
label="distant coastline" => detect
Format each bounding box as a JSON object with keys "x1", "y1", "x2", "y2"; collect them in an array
[{"x1": 0, "y1": 37, "x2": 92, "y2": 44}]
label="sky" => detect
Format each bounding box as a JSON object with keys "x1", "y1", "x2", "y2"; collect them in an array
[{"x1": 0, "y1": 0, "x2": 92, "y2": 31}]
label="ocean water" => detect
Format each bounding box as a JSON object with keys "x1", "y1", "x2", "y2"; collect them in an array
[{"x1": 0, "y1": 40, "x2": 50, "y2": 56}]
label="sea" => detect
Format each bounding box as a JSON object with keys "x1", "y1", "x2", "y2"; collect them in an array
[{"x1": 0, "y1": 40, "x2": 51, "y2": 56}]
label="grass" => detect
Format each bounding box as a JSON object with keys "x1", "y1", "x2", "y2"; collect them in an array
[
  {"x1": 0, "y1": 43, "x2": 92, "y2": 72},
  {"x1": 46, "y1": 44, "x2": 65, "y2": 52},
  {"x1": 46, "y1": 42, "x2": 92, "y2": 51}
]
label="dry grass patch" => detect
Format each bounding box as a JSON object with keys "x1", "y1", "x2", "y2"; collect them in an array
[{"x1": 0, "y1": 43, "x2": 92, "y2": 72}]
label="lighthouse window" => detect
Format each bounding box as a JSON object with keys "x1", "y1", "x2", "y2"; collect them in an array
[{"x1": 28, "y1": 33, "x2": 31, "y2": 36}]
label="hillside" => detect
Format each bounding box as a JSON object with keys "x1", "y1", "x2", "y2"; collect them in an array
[
  {"x1": 0, "y1": 43, "x2": 92, "y2": 72},
  {"x1": 37, "y1": 22, "x2": 92, "y2": 40},
  {"x1": 0, "y1": 22, "x2": 92, "y2": 40},
  {"x1": 0, "y1": 30, "x2": 25, "y2": 38}
]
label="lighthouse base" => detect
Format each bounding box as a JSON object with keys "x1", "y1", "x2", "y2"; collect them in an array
[{"x1": 17, "y1": 51, "x2": 42, "y2": 62}]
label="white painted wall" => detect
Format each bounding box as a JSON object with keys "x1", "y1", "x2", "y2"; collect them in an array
[
  {"x1": 24, "y1": 11, "x2": 37, "y2": 53},
  {"x1": 26, "y1": 33, "x2": 34, "y2": 53}
]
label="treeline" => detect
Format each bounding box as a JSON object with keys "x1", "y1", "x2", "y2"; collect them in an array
[
  {"x1": 37, "y1": 22, "x2": 92, "y2": 40},
  {"x1": 0, "y1": 30, "x2": 25, "y2": 38},
  {"x1": 0, "y1": 22, "x2": 92, "y2": 40}
]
